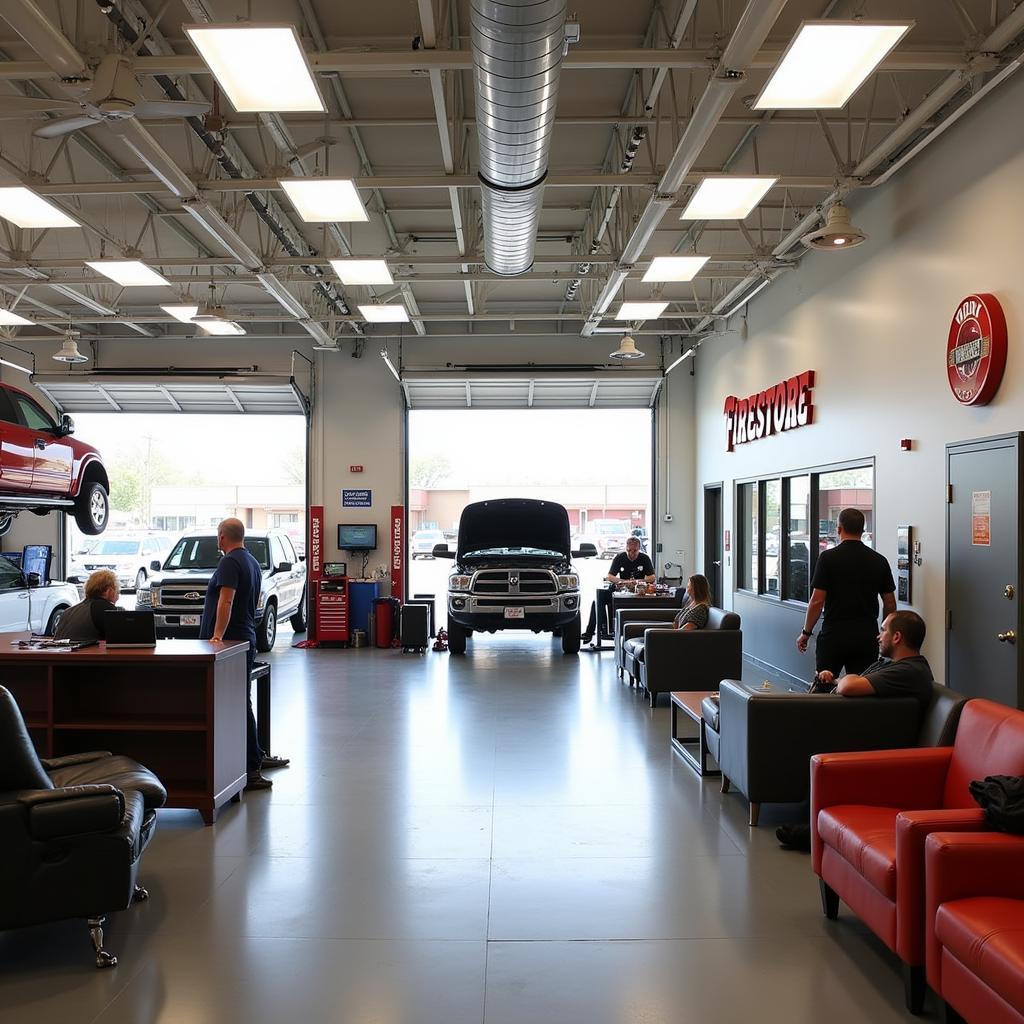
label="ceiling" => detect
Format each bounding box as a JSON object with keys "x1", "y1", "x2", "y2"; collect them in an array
[{"x1": 0, "y1": 0, "x2": 1020, "y2": 363}]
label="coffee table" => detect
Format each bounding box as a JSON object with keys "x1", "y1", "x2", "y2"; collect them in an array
[{"x1": 670, "y1": 690, "x2": 721, "y2": 777}]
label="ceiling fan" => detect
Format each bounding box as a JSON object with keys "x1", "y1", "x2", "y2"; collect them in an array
[{"x1": 0, "y1": 54, "x2": 210, "y2": 139}]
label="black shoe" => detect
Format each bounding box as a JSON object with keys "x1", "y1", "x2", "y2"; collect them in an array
[
  {"x1": 776, "y1": 823, "x2": 811, "y2": 852},
  {"x1": 261, "y1": 754, "x2": 290, "y2": 769},
  {"x1": 246, "y1": 772, "x2": 273, "y2": 791},
  {"x1": 580, "y1": 634, "x2": 593, "y2": 644}
]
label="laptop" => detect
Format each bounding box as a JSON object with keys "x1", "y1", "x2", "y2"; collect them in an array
[{"x1": 104, "y1": 610, "x2": 158, "y2": 649}]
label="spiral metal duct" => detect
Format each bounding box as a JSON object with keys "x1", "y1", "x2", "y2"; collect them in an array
[{"x1": 471, "y1": 0, "x2": 567, "y2": 276}]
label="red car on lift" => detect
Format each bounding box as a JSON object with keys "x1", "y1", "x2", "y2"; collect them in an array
[{"x1": 0, "y1": 383, "x2": 109, "y2": 537}]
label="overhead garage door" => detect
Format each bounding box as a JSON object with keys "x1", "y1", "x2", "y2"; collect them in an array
[
  {"x1": 30, "y1": 375, "x2": 308, "y2": 415},
  {"x1": 402, "y1": 375, "x2": 663, "y2": 409}
]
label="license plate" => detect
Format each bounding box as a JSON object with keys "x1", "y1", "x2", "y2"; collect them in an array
[
  {"x1": 504, "y1": 607, "x2": 525, "y2": 619},
  {"x1": 181, "y1": 615, "x2": 200, "y2": 626}
]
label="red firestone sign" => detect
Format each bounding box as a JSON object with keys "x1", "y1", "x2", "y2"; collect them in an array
[
  {"x1": 946, "y1": 293, "x2": 1007, "y2": 406},
  {"x1": 724, "y1": 370, "x2": 815, "y2": 452}
]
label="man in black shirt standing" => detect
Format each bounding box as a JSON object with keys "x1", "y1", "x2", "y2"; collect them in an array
[
  {"x1": 581, "y1": 536, "x2": 656, "y2": 645},
  {"x1": 796, "y1": 507, "x2": 896, "y2": 676}
]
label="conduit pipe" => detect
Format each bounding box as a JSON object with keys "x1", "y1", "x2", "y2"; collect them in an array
[{"x1": 472, "y1": 0, "x2": 567, "y2": 276}]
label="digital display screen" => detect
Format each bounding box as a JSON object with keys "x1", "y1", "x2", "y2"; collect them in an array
[
  {"x1": 324, "y1": 562, "x2": 347, "y2": 578},
  {"x1": 338, "y1": 524, "x2": 377, "y2": 550},
  {"x1": 897, "y1": 528, "x2": 909, "y2": 558},
  {"x1": 22, "y1": 544, "x2": 52, "y2": 584}
]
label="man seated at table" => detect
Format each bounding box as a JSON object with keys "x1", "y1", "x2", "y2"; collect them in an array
[
  {"x1": 776, "y1": 610, "x2": 933, "y2": 851},
  {"x1": 53, "y1": 569, "x2": 121, "y2": 642},
  {"x1": 581, "y1": 536, "x2": 657, "y2": 645}
]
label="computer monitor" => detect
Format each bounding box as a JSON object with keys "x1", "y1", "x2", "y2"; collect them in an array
[
  {"x1": 337, "y1": 524, "x2": 377, "y2": 551},
  {"x1": 22, "y1": 544, "x2": 52, "y2": 584},
  {"x1": 1, "y1": 551, "x2": 22, "y2": 570}
]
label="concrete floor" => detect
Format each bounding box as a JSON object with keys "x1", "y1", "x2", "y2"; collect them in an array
[{"x1": 0, "y1": 635, "x2": 938, "y2": 1023}]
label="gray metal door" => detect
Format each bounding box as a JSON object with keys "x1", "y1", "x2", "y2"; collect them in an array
[{"x1": 946, "y1": 433, "x2": 1022, "y2": 707}]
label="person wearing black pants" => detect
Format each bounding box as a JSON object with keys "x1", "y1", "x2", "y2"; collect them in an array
[{"x1": 796, "y1": 507, "x2": 897, "y2": 676}]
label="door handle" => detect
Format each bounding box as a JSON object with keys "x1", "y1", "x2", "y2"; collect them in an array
[
  {"x1": 34, "y1": 438, "x2": 46, "y2": 449},
  {"x1": 997, "y1": 630, "x2": 1016, "y2": 643}
]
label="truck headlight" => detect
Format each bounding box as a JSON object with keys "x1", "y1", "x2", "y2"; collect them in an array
[
  {"x1": 136, "y1": 588, "x2": 152, "y2": 607},
  {"x1": 449, "y1": 575, "x2": 472, "y2": 591},
  {"x1": 257, "y1": 591, "x2": 267, "y2": 609},
  {"x1": 557, "y1": 575, "x2": 579, "y2": 590}
]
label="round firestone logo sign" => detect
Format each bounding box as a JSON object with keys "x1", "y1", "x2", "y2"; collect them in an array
[{"x1": 946, "y1": 293, "x2": 1007, "y2": 405}]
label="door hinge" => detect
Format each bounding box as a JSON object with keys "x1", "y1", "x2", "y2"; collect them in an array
[
  {"x1": 947, "y1": 609, "x2": 952, "y2": 629},
  {"x1": 947, "y1": 484, "x2": 953, "y2": 503}
]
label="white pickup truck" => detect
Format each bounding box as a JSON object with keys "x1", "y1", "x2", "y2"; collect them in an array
[{"x1": 0, "y1": 555, "x2": 79, "y2": 635}]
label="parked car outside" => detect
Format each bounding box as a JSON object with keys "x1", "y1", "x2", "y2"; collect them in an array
[
  {"x1": 411, "y1": 528, "x2": 446, "y2": 559},
  {"x1": 586, "y1": 519, "x2": 632, "y2": 559},
  {"x1": 69, "y1": 533, "x2": 174, "y2": 591},
  {"x1": 138, "y1": 529, "x2": 307, "y2": 651},
  {"x1": 0, "y1": 383, "x2": 109, "y2": 537},
  {"x1": 0, "y1": 554, "x2": 78, "y2": 635}
]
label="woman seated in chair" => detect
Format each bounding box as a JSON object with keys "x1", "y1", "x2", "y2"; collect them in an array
[{"x1": 674, "y1": 574, "x2": 712, "y2": 630}]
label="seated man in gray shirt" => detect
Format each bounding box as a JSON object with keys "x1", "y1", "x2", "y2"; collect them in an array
[{"x1": 777, "y1": 609, "x2": 933, "y2": 851}]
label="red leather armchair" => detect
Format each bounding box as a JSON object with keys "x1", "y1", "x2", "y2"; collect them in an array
[
  {"x1": 925, "y1": 832, "x2": 1024, "y2": 1024},
  {"x1": 811, "y1": 699, "x2": 1024, "y2": 1014}
]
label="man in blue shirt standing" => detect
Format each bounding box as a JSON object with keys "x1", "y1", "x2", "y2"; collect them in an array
[{"x1": 199, "y1": 518, "x2": 283, "y2": 790}]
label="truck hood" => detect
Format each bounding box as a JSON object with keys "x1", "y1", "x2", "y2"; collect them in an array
[{"x1": 457, "y1": 499, "x2": 571, "y2": 560}]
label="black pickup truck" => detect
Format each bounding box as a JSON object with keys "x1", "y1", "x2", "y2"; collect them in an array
[{"x1": 435, "y1": 498, "x2": 594, "y2": 654}]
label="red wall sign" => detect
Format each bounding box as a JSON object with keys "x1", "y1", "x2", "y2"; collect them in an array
[
  {"x1": 349, "y1": 465, "x2": 364, "y2": 473},
  {"x1": 307, "y1": 504, "x2": 324, "y2": 642},
  {"x1": 390, "y1": 504, "x2": 404, "y2": 603},
  {"x1": 723, "y1": 370, "x2": 815, "y2": 452},
  {"x1": 946, "y1": 293, "x2": 1007, "y2": 406}
]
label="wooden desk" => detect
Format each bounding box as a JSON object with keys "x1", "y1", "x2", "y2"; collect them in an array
[{"x1": 0, "y1": 634, "x2": 248, "y2": 824}]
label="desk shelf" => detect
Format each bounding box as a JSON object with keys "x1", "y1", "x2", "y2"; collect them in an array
[{"x1": 55, "y1": 717, "x2": 207, "y2": 732}]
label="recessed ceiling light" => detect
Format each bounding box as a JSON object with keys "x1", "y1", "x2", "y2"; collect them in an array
[
  {"x1": 358, "y1": 304, "x2": 409, "y2": 323},
  {"x1": 0, "y1": 186, "x2": 79, "y2": 229},
  {"x1": 615, "y1": 301, "x2": 668, "y2": 321},
  {"x1": 679, "y1": 177, "x2": 777, "y2": 221},
  {"x1": 185, "y1": 24, "x2": 325, "y2": 113},
  {"x1": 330, "y1": 259, "x2": 393, "y2": 286},
  {"x1": 0, "y1": 308, "x2": 33, "y2": 326},
  {"x1": 754, "y1": 21, "x2": 913, "y2": 110},
  {"x1": 642, "y1": 256, "x2": 710, "y2": 283},
  {"x1": 86, "y1": 260, "x2": 170, "y2": 287},
  {"x1": 161, "y1": 304, "x2": 200, "y2": 323},
  {"x1": 280, "y1": 178, "x2": 368, "y2": 223}
]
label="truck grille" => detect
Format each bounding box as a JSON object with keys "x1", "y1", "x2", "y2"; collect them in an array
[
  {"x1": 471, "y1": 569, "x2": 557, "y2": 595},
  {"x1": 158, "y1": 584, "x2": 208, "y2": 608}
]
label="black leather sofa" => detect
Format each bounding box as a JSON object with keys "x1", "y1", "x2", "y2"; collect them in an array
[
  {"x1": 0, "y1": 686, "x2": 167, "y2": 967},
  {"x1": 706, "y1": 678, "x2": 967, "y2": 825}
]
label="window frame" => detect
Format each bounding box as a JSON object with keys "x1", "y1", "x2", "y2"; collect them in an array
[{"x1": 734, "y1": 457, "x2": 875, "y2": 607}]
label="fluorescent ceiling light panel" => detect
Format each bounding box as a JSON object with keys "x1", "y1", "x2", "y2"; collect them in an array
[
  {"x1": 0, "y1": 187, "x2": 79, "y2": 229},
  {"x1": 0, "y1": 308, "x2": 33, "y2": 326},
  {"x1": 642, "y1": 256, "x2": 710, "y2": 283},
  {"x1": 615, "y1": 301, "x2": 668, "y2": 320},
  {"x1": 185, "y1": 24, "x2": 325, "y2": 113},
  {"x1": 330, "y1": 259, "x2": 393, "y2": 286},
  {"x1": 161, "y1": 304, "x2": 200, "y2": 323},
  {"x1": 280, "y1": 178, "x2": 368, "y2": 223},
  {"x1": 195, "y1": 319, "x2": 246, "y2": 336},
  {"x1": 680, "y1": 177, "x2": 776, "y2": 220},
  {"x1": 754, "y1": 21, "x2": 913, "y2": 109},
  {"x1": 358, "y1": 304, "x2": 409, "y2": 323},
  {"x1": 86, "y1": 260, "x2": 170, "y2": 287}
]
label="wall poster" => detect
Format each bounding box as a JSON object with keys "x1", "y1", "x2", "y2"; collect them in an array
[{"x1": 971, "y1": 490, "x2": 991, "y2": 546}]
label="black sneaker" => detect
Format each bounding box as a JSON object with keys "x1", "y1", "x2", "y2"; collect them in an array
[
  {"x1": 261, "y1": 754, "x2": 290, "y2": 769},
  {"x1": 776, "y1": 823, "x2": 811, "y2": 852},
  {"x1": 246, "y1": 772, "x2": 273, "y2": 791}
]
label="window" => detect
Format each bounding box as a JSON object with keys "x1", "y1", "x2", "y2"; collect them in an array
[
  {"x1": 735, "y1": 462, "x2": 874, "y2": 604},
  {"x1": 270, "y1": 536, "x2": 287, "y2": 568},
  {"x1": 0, "y1": 389, "x2": 19, "y2": 424},
  {"x1": 271, "y1": 512, "x2": 299, "y2": 527},
  {"x1": 153, "y1": 516, "x2": 194, "y2": 531},
  {"x1": 12, "y1": 393, "x2": 54, "y2": 431}
]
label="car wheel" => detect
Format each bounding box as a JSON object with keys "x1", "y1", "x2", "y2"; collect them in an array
[
  {"x1": 561, "y1": 612, "x2": 581, "y2": 654},
  {"x1": 447, "y1": 619, "x2": 466, "y2": 654},
  {"x1": 290, "y1": 588, "x2": 307, "y2": 631},
  {"x1": 256, "y1": 601, "x2": 277, "y2": 652},
  {"x1": 45, "y1": 605, "x2": 68, "y2": 637},
  {"x1": 134, "y1": 569, "x2": 147, "y2": 592},
  {"x1": 74, "y1": 481, "x2": 109, "y2": 535},
  {"x1": 0, "y1": 514, "x2": 13, "y2": 537}
]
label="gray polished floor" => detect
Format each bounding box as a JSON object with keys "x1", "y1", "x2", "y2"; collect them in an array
[{"x1": 0, "y1": 636, "x2": 938, "y2": 1023}]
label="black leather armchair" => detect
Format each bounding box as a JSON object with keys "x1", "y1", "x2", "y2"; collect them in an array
[
  {"x1": 624, "y1": 608, "x2": 742, "y2": 708},
  {"x1": 0, "y1": 686, "x2": 167, "y2": 967},
  {"x1": 708, "y1": 679, "x2": 967, "y2": 825},
  {"x1": 615, "y1": 608, "x2": 679, "y2": 681}
]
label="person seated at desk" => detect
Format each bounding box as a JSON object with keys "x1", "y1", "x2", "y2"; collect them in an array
[
  {"x1": 581, "y1": 536, "x2": 656, "y2": 644},
  {"x1": 52, "y1": 569, "x2": 121, "y2": 642},
  {"x1": 673, "y1": 574, "x2": 712, "y2": 629}
]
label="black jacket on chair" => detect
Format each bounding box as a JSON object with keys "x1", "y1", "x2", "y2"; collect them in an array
[{"x1": 0, "y1": 685, "x2": 166, "y2": 957}]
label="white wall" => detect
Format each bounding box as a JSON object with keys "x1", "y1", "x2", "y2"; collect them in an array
[{"x1": 682, "y1": 68, "x2": 1024, "y2": 681}]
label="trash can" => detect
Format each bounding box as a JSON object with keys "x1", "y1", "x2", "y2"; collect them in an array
[{"x1": 374, "y1": 596, "x2": 401, "y2": 648}]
